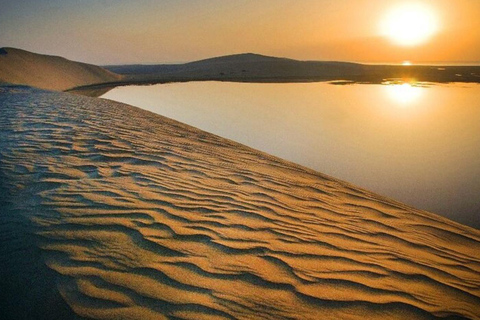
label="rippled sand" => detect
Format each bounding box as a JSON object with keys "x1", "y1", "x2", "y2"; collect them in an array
[{"x1": 1, "y1": 86, "x2": 479, "y2": 320}]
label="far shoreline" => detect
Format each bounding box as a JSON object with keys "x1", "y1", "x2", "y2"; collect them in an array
[{"x1": 67, "y1": 54, "x2": 480, "y2": 96}]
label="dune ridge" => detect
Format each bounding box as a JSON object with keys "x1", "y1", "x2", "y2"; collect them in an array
[
  {"x1": 0, "y1": 48, "x2": 121, "y2": 91},
  {"x1": 0, "y1": 86, "x2": 479, "y2": 319}
]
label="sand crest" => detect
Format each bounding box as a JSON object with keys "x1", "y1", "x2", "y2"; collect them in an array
[{"x1": 0, "y1": 48, "x2": 121, "y2": 91}]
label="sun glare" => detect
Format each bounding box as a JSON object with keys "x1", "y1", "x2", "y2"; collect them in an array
[
  {"x1": 381, "y1": 3, "x2": 438, "y2": 46},
  {"x1": 385, "y1": 83, "x2": 423, "y2": 105}
]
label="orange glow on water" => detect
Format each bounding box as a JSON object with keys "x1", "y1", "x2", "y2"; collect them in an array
[{"x1": 385, "y1": 83, "x2": 423, "y2": 105}]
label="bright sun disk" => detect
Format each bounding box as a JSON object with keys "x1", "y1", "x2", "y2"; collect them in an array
[{"x1": 381, "y1": 3, "x2": 438, "y2": 46}]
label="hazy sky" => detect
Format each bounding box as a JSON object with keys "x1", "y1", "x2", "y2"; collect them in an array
[{"x1": 1, "y1": 0, "x2": 479, "y2": 64}]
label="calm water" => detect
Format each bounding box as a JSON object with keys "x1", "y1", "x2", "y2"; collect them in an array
[{"x1": 102, "y1": 82, "x2": 480, "y2": 228}]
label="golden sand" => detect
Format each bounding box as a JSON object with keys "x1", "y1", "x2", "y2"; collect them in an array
[{"x1": 0, "y1": 86, "x2": 479, "y2": 319}]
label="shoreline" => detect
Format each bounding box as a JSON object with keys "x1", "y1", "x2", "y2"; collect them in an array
[{"x1": 66, "y1": 67, "x2": 480, "y2": 97}]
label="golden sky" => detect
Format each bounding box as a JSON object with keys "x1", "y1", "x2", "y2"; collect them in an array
[{"x1": 1, "y1": 0, "x2": 479, "y2": 64}]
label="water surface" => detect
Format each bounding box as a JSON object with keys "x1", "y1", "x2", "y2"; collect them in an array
[{"x1": 102, "y1": 82, "x2": 480, "y2": 228}]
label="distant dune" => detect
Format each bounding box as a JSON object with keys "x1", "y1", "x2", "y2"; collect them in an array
[
  {"x1": 1, "y1": 85, "x2": 479, "y2": 319},
  {"x1": 105, "y1": 53, "x2": 366, "y2": 83},
  {"x1": 0, "y1": 47, "x2": 121, "y2": 91}
]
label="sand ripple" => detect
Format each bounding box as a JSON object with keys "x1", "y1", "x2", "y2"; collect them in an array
[{"x1": 1, "y1": 86, "x2": 479, "y2": 319}]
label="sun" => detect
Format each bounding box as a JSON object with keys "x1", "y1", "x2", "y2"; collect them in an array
[{"x1": 381, "y1": 3, "x2": 438, "y2": 46}]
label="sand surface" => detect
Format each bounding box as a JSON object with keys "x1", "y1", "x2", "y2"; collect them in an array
[
  {"x1": 0, "y1": 48, "x2": 121, "y2": 91},
  {"x1": 1, "y1": 86, "x2": 479, "y2": 319}
]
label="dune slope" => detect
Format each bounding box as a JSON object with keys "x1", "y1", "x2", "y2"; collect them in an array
[
  {"x1": 0, "y1": 48, "x2": 121, "y2": 91},
  {"x1": 0, "y1": 86, "x2": 479, "y2": 320}
]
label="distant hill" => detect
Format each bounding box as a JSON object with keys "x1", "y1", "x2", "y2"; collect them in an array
[
  {"x1": 180, "y1": 53, "x2": 365, "y2": 80},
  {"x1": 0, "y1": 47, "x2": 121, "y2": 91},
  {"x1": 187, "y1": 52, "x2": 293, "y2": 64},
  {"x1": 105, "y1": 53, "x2": 365, "y2": 81},
  {"x1": 105, "y1": 53, "x2": 293, "y2": 75}
]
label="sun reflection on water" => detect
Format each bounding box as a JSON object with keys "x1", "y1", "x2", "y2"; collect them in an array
[{"x1": 384, "y1": 82, "x2": 424, "y2": 105}]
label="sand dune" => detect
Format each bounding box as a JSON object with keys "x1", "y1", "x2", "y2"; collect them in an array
[
  {"x1": 0, "y1": 48, "x2": 121, "y2": 91},
  {"x1": 104, "y1": 53, "x2": 367, "y2": 84},
  {"x1": 1, "y1": 85, "x2": 479, "y2": 319},
  {"x1": 107, "y1": 53, "x2": 362, "y2": 78}
]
